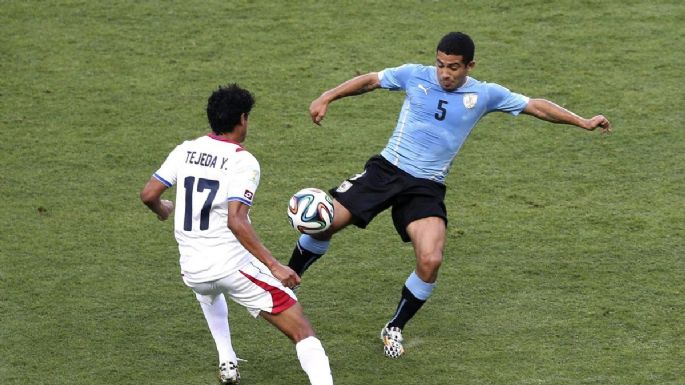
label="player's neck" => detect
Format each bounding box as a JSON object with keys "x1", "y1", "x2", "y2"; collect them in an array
[
  {"x1": 208, "y1": 132, "x2": 243, "y2": 144},
  {"x1": 455, "y1": 76, "x2": 470, "y2": 89}
]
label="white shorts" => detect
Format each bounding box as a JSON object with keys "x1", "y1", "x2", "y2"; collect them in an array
[{"x1": 183, "y1": 259, "x2": 297, "y2": 318}]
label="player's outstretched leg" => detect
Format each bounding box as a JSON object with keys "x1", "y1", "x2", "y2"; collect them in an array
[
  {"x1": 381, "y1": 271, "x2": 435, "y2": 358},
  {"x1": 288, "y1": 234, "x2": 330, "y2": 277}
]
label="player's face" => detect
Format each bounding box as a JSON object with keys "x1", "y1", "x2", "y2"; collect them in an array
[{"x1": 435, "y1": 51, "x2": 474, "y2": 91}]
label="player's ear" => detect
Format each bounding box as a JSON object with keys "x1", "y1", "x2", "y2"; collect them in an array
[
  {"x1": 240, "y1": 112, "x2": 249, "y2": 127},
  {"x1": 466, "y1": 60, "x2": 476, "y2": 71}
]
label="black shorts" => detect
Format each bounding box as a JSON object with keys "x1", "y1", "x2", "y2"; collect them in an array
[{"x1": 329, "y1": 155, "x2": 447, "y2": 242}]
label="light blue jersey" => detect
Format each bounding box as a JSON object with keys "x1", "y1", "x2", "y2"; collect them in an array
[{"x1": 378, "y1": 64, "x2": 529, "y2": 183}]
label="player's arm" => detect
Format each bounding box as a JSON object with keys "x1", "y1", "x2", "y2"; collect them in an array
[
  {"x1": 140, "y1": 177, "x2": 174, "y2": 221},
  {"x1": 522, "y1": 98, "x2": 612, "y2": 133},
  {"x1": 227, "y1": 201, "x2": 301, "y2": 288},
  {"x1": 310, "y1": 72, "x2": 381, "y2": 125}
]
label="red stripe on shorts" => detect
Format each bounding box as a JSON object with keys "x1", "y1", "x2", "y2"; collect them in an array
[{"x1": 239, "y1": 270, "x2": 296, "y2": 314}]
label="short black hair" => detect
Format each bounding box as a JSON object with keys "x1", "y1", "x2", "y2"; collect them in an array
[
  {"x1": 206, "y1": 83, "x2": 255, "y2": 134},
  {"x1": 436, "y1": 32, "x2": 475, "y2": 63}
]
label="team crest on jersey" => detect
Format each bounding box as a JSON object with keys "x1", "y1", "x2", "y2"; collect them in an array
[
  {"x1": 463, "y1": 93, "x2": 478, "y2": 109},
  {"x1": 243, "y1": 190, "x2": 254, "y2": 200},
  {"x1": 249, "y1": 170, "x2": 259, "y2": 183}
]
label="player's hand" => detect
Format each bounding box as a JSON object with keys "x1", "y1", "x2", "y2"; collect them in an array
[
  {"x1": 309, "y1": 96, "x2": 329, "y2": 125},
  {"x1": 157, "y1": 199, "x2": 174, "y2": 221},
  {"x1": 270, "y1": 263, "x2": 301, "y2": 289},
  {"x1": 585, "y1": 115, "x2": 612, "y2": 134}
]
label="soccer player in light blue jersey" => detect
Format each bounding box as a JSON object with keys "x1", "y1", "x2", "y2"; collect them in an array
[{"x1": 288, "y1": 32, "x2": 612, "y2": 358}]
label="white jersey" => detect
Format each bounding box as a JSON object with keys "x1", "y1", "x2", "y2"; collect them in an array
[{"x1": 153, "y1": 133, "x2": 260, "y2": 283}]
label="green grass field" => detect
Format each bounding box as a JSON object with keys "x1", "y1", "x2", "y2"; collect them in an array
[{"x1": 2, "y1": 1, "x2": 683, "y2": 384}]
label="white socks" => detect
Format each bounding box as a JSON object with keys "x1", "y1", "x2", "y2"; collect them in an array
[
  {"x1": 199, "y1": 294, "x2": 237, "y2": 365},
  {"x1": 201, "y1": 296, "x2": 332, "y2": 384},
  {"x1": 296, "y1": 336, "x2": 334, "y2": 385}
]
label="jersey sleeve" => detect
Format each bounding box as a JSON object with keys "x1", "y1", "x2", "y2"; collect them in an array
[
  {"x1": 485, "y1": 83, "x2": 530, "y2": 115},
  {"x1": 153, "y1": 144, "x2": 186, "y2": 187},
  {"x1": 378, "y1": 64, "x2": 418, "y2": 90},
  {"x1": 226, "y1": 152, "x2": 261, "y2": 206}
]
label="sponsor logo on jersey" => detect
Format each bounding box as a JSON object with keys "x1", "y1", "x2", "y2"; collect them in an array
[
  {"x1": 418, "y1": 84, "x2": 429, "y2": 95},
  {"x1": 243, "y1": 190, "x2": 254, "y2": 200}
]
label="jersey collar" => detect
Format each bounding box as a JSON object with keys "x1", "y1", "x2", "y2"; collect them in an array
[
  {"x1": 458, "y1": 76, "x2": 476, "y2": 90},
  {"x1": 207, "y1": 132, "x2": 243, "y2": 147},
  {"x1": 449, "y1": 76, "x2": 479, "y2": 93}
]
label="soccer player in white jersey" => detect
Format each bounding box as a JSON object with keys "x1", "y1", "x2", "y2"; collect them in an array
[
  {"x1": 140, "y1": 84, "x2": 334, "y2": 385},
  {"x1": 287, "y1": 32, "x2": 612, "y2": 358}
]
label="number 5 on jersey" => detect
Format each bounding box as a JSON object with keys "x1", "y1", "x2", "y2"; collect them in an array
[{"x1": 435, "y1": 99, "x2": 448, "y2": 121}]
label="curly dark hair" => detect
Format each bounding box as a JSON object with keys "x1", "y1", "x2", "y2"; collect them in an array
[
  {"x1": 206, "y1": 83, "x2": 255, "y2": 134},
  {"x1": 436, "y1": 32, "x2": 475, "y2": 64}
]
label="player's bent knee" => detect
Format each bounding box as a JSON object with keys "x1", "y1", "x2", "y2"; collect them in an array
[
  {"x1": 419, "y1": 250, "x2": 443, "y2": 265},
  {"x1": 417, "y1": 252, "x2": 443, "y2": 272}
]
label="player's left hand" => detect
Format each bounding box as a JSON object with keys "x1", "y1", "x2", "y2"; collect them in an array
[{"x1": 586, "y1": 115, "x2": 612, "y2": 134}]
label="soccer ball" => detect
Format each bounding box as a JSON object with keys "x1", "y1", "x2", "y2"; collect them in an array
[{"x1": 287, "y1": 188, "x2": 334, "y2": 234}]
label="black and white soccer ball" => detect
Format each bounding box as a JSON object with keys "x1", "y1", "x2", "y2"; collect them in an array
[{"x1": 287, "y1": 188, "x2": 334, "y2": 234}]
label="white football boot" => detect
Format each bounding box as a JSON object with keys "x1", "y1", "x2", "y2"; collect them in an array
[
  {"x1": 219, "y1": 361, "x2": 240, "y2": 384},
  {"x1": 380, "y1": 324, "x2": 405, "y2": 358}
]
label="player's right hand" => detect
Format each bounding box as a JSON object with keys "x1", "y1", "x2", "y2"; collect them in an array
[
  {"x1": 271, "y1": 263, "x2": 301, "y2": 289},
  {"x1": 157, "y1": 199, "x2": 174, "y2": 221}
]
